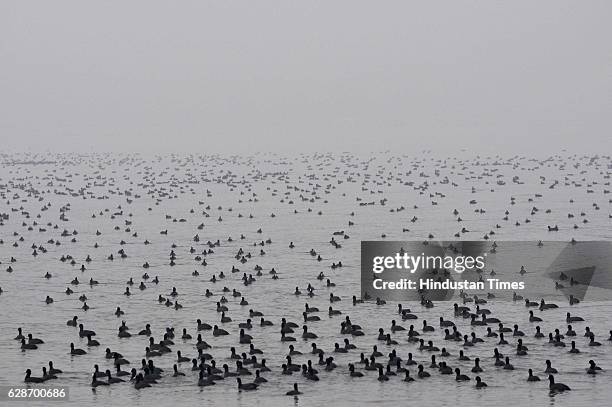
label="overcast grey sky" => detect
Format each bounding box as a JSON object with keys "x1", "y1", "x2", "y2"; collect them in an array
[{"x1": 1, "y1": 1, "x2": 611, "y2": 155}]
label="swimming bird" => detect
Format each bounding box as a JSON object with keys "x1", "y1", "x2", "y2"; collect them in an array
[
  {"x1": 566, "y1": 312, "x2": 584, "y2": 323},
  {"x1": 106, "y1": 370, "x2": 124, "y2": 384},
  {"x1": 455, "y1": 368, "x2": 470, "y2": 381},
  {"x1": 586, "y1": 360, "x2": 601, "y2": 375},
  {"x1": 24, "y1": 369, "x2": 44, "y2": 383},
  {"x1": 417, "y1": 364, "x2": 430, "y2": 378},
  {"x1": 79, "y1": 324, "x2": 96, "y2": 337},
  {"x1": 91, "y1": 372, "x2": 109, "y2": 387},
  {"x1": 21, "y1": 338, "x2": 37, "y2": 350},
  {"x1": 349, "y1": 363, "x2": 363, "y2": 377},
  {"x1": 548, "y1": 375, "x2": 570, "y2": 392},
  {"x1": 236, "y1": 378, "x2": 258, "y2": 391},
  {"x1": 589, "y1": 335, "x2": 602, "y2": 346},
  {"x1": 286, "y1": 383, "x2": 302, "y2": 396},
  {"x1": 48, "y1": 361, "x2": 62, "y2": 375},
  {"x1": 70, "y1": 343, "x2": 86, "y2": 355},
  {"x1": 544, "y1": 360, "x2": 557, "y2": 374},
  {"x1": 172, "y1": 364, "x2": 185, "y2": 377}
]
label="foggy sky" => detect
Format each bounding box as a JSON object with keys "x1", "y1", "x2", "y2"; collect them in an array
[{"x1": 1, "y1": 1, "x2": 611, "y2": 155}]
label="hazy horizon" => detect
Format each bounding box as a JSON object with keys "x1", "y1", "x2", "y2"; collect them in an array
[{"x1": 2, "y1": 1, "x2": 611, "y2": 154}]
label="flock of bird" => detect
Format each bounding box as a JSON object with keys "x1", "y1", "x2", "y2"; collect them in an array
[{"x1": 0, "y1": 152, "x2": 611, "y2": 401}]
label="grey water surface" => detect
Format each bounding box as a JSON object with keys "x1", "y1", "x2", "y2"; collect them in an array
[{"x1": 0, "y1": 152, "x2": 610, "y2": 406}]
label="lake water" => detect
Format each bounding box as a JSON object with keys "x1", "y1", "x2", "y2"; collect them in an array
[{"x1": 0, "y1": 152, "x2": 610, "y2": 406}]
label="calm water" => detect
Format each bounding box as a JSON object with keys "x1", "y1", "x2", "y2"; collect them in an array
[{"x1": 0, "y1": 152, "x2": 610, "y2": 406}]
